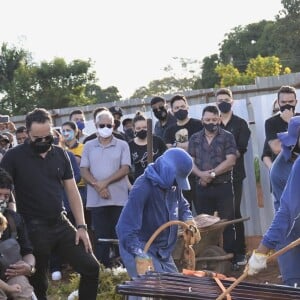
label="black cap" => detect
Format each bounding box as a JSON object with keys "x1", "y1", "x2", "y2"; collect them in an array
[{"x1": 109, "y1": 106, "x2": 123, "y2": 117}]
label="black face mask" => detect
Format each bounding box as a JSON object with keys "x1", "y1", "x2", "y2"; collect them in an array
[
  {"x1": 174, "y1": 109, "x2": 188, "y2": 121},
  {"x1": 114, "y1": 119, "x2": 121, "y2": 130},
  {"x1": 153, "y1": 107, "x2": 168, "y2": 120},
  {"x1": 135, "y1": 129, "x2": 147, "y2": 139},
  {"x1": 280, "y1": 104, "x2": 295, "y2": 113},
  {"x1": 30, "y1": 135, "x2": 53, "y2": 154},
  {"x1": 218, "y1": 101, "x2": 232, "y2": 113},
  {"x1": 124, "y1": 128, "x2": 135, "y2": 140},
  {"x1": 204, "y1": 123, "x2": 218, "y2": 133}
]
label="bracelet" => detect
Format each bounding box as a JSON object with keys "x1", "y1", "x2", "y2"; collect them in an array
[{"x1": 77, "y1": 224, "x2": 88, "y2": 231}]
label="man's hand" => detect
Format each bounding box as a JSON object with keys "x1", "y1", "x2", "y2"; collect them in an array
[
  {"x1": 185, "y1": 219, "x2": 201, "y2": 244},
  {"x1": 100, "y1": 187, "x2": 110, "y2": 199},
  {"x1": 5, "y1": 260, "x2": 31, "y2": 278},
  {"x1": 135, "y1": 253, "x2": 154, "y2": 275},
  {"x1": 248, "y1": 250, "x2": 268, "y2": 275},
  {"x1": 93, "y1": 180, "x2": 108, "y2": 194},
  {"x1": 6, "y1": 283, "x2": 22, "y2": 293},
  {"x1": 75, "y1": 228, "x2": 93, "y2": 253},
  {"x1": 280, "y1": 107, "x2": 294, "y2": 123}
]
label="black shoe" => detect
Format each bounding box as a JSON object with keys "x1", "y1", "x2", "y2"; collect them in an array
[{"x1": 235, "y1": 254, "x2": 247, "y2": 266}]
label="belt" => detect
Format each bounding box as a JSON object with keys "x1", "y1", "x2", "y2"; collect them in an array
[
  {"x1": 26, "y1": 211, "x2": 66, "y2": 226},
  {"x1": 210, "y1": 181, "x2": 231, "y2": 186}
]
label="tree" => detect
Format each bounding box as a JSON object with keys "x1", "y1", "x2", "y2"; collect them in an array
[
  {"x1": 215, "y1": 55, "x2": 291, "y2": 87},
  {"x1": 35, "y1": 58, "x2": 97, "y2": 109},
  {"x1": 85, "y1": 84, "x2": 121, "y2": 103},
  {"x1": 0, "y1": 43, "x2": 30, "y2": 113},
  {"x1": 200, "y1": 54, "x2": 220, "y2": 88}
]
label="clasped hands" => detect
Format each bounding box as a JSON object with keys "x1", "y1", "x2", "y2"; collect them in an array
[
  {"x1": 198, "y1": 170, "x2": 214, "y2": 187},
  {"x1": 93, "y1": 180, "x2": 110, "y2": 199}
]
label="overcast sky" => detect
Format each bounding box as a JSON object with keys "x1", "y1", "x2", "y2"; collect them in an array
[{"x1": 1, "y1": 0, "x2": 283, "y2": 98}]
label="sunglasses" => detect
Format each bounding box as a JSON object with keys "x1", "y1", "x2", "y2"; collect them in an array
[
  {"x1": 33, "y1": 134, "x2": 53, "y2": 143},
  {"x1": 98, "y1": 124, "x2": 113, "y2": 129}
]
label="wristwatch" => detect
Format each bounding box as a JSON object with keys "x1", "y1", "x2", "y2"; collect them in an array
[
  {"x1": 210, "y1": 171, "x2": 216, "y2": 178},
  {"x1": 77, "y1": 224, "x2": 88, "y2": 231},
  {"x1": 29, "y1": 264, "x2": 36, "y2": 275}
]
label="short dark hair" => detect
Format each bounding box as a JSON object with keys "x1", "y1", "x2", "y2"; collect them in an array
[
  {"x1": 170, "y1": 94, "x2": 187, "y2": 108},
  {"x1": 25, "y1": 108, "x2": 52, "y2": 130},
  {"x1": 277, "y1": 85, "x2": 297, "y2": 100},
  {"x1": 150, "y1": 96, "x2": 165, "y2": 106},
  {"x1": 215, "y1": 88, "x2": 232, "y2": 98},
  {"x1": 16, "y1": 125, "x2": 27, "y2": 134},
  {"x1": 69, "y1": 109, "x2": 84, "y2": 120},
  {"x1": 0, "y1": 168, "x2": 13, "y2": 190},
  {"x1": 202, "y1": 105, "x2": 220, "y2": 117},
  {"x1": 93, "y1": 107, "x2": 109, "y2": 121}
]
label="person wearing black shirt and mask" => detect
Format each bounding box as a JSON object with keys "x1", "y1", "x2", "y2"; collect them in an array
[
  {"x1": 129, "y1": 111, "x2": 166, "y2": 182},
  {"x1": 264, "y1": 85, "x2": 299, "y2": 164},
  {"x1": 216, "y1": 88, "x2": 251, "y2": 268},
  {"x1": 164, "y1": 94, "x2": 203, "y2": 209},
  {"x1": 263, "y1": 85, "x2": 299, "y2": 210},
  {"x1": 150, "y1": 96, "x2": 176, "y2": 143}
]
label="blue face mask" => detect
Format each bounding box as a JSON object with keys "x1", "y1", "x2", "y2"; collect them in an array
[
  {"x1": 62, "y1": 130, "x2": 75, "y2": 141},
  {"x1": 76, "y1": 121, "x2": 85, "y2": 131}
]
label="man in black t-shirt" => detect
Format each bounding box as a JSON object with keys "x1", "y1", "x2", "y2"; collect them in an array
[
  {"x1": 216, "y1": 88, "x2": 251, "y2": 267},
  {"x1": 263, "y1": 85, "x2": 299, "y2": 210},
  {"x1": 164, "y1": 94, "x2": 203, "y2": 208}
]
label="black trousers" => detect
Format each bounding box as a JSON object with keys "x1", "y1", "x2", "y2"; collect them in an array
[
  {"x1": 25, "y1": 214, "x2": 99, "y2": 300},
  {"x1": 194, "y1": 182, "x2": 236, "y2": 254}
]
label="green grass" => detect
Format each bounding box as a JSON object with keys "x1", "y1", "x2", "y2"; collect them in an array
[{"x1": 47, "y1": 265, "x2": 130, "y2": 299}]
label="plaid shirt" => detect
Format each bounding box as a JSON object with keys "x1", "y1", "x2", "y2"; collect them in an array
[{"x1": 188, "y1": 127, "x2": 237, "y2": 174}]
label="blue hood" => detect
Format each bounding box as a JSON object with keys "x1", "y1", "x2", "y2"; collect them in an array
[{"x1": 145, "y1": 148, "x2": 193, "y2": 190}]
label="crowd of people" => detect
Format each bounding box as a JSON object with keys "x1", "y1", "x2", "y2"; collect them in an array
[{"x1": 0, "y1": 84, "x2": 299, "y2": 299}]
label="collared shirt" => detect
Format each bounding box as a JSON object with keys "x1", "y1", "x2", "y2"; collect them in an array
[
  {"x1": 220, "y1": 113, "x2": 251, "y2": 181},
  {"x1": 188, "y1": 127, "x2": 237, "y2": 177},
  {"x1": 0, "y1": 142, "x2": 73, "y2": 220},
  {"x1": 80, "y1": 136, "x2": 131, "y2": 208}
]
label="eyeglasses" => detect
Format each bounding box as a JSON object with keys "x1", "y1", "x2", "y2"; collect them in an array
[
  {"x1": 98, "y1": 124, "x2": 113, "y2": 129},
  {"x1": 33, "y1": 134, "x2": 53, "y2": 143}
]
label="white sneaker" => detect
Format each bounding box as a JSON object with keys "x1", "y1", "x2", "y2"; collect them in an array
[{"x1": 51, "y1": 271, "x2": 62, "y2": 281}]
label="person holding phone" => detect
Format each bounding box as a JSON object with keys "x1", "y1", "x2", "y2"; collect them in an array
[{"x1": 0, "y1": 115, "x2": 16, "y2": 137}]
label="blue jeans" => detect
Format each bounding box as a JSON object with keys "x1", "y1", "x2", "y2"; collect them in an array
[
  {"x1": 270, "y1": 152, "x2": 293, "y2": 211},
  {"x1": 91, "y1": 206, "x2": 123, "y2": 268},
  {"x1": 25, "y1": 214, "x2": 99, "y2": 300}
]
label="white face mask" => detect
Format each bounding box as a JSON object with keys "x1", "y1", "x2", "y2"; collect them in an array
[
  {"x1": 98, "y1": 127, "x2": 113, "y2": 138},
  {"x1": 0, "y1": 200, "x2": 7, "y2": 213}
]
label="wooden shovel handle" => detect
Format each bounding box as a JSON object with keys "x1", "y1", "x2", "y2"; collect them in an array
[{"x1": 216, "y1": 237, "x2": 300, "y2": 300}]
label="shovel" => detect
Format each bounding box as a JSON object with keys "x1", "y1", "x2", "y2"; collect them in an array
[{"x1": 216, "y1": 237, "x2": 300, "y2": 300}]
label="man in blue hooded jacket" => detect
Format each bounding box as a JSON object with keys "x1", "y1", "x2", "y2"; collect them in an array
[
  {"x1": 248, "y1": 122, "x2": 300, "y2": 286},
  {"x1": 116, "y1": 148, "x2": 200, "y2": 278}
]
